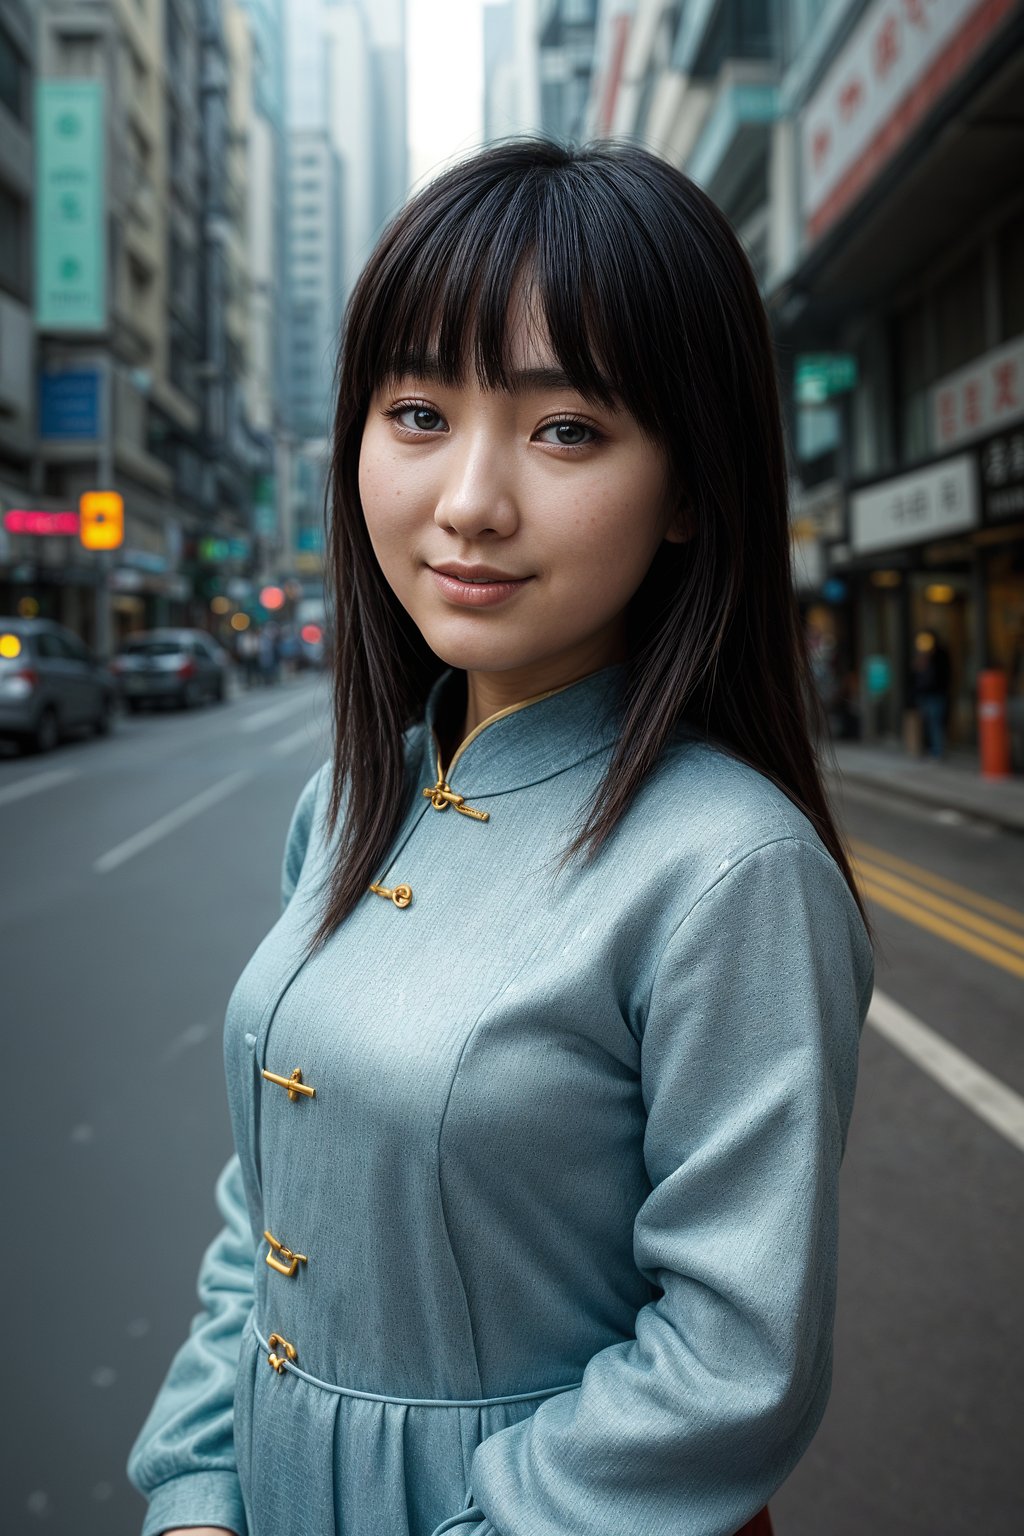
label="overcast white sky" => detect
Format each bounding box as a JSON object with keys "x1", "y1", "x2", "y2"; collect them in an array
[{"x1": 407, "y1": 0, "x2": 487, "y2": 189}]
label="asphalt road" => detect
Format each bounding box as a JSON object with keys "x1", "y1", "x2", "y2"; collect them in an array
[{"x1": 0, "y1": 682, "x2": 1020, "y2": 1535}]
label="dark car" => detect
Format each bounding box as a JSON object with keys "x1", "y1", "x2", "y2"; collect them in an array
[
  {"x1": 0, "y1": 617, "x2": 117, "y2": 753},
  {"x1": 113, "y1": 628, "x2": 231, "y2": 711}
]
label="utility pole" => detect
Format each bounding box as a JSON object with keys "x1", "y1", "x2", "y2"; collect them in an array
[{"x1": 94, "y1": 352, "x2": 114, "y2": 659}]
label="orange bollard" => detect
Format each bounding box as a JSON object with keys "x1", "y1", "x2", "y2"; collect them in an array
[{"x1": 977, "y1": 670, "x2": 1011, "y2": 779}]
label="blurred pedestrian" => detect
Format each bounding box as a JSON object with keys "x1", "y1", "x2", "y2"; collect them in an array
[
  {"x1": 278, "y1": 624, "x2": 300, "y2": 678},
  {"x1": 258, "y1": 622, "x2": 279, "y2": 686},
  {"x1": 911, "y1": 628, "x2": 952, "y2": 760},
  {"x1": 236, "y1": 626, "x2": 259, "y2": 689}
]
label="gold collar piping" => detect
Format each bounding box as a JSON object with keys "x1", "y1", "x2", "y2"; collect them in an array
[{"x1": 423, "y1": 679, "x2": 579, "y2": 822}]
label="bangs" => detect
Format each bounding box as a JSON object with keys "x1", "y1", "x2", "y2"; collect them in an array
[{"x1": 342, "y1": 145, "x2": 677, "y2": 435}]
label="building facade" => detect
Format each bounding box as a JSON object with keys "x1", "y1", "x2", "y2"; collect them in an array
[
  {"x1": 0, "y1": 0, "x2": 35, "y2": 530},
  {"x1": 487, "y1": 0, "x2": 1024, "y2": 772},
  {"x1": 0, "y1": 0, "x2": 278, "y2": 650},
  {"x1": 769, "y1": 0, "x2": 1024, "y2": 766},
  {"x1": 282, "y1": 0, "x2": 409, "y2": 588}
]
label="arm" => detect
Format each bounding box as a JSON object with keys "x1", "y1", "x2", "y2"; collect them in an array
[
  {"x1": 126, "y1": 1155, "x2": 253, "y2": 1536},
  {"x1": 432, "y1": 836, "x2": 874, "y2": 1536},
  {"x1": 126, "y1": 767, "x2": 326, "y2": 1536}
]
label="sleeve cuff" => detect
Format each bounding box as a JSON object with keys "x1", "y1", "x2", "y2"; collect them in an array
[{"x1": 140, "y1": 1470, "x2": 246, "y2": 1536}]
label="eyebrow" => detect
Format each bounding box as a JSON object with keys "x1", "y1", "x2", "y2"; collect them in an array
[{"x1": 387, "y1": 354, "x2": 615, "y2": 401}]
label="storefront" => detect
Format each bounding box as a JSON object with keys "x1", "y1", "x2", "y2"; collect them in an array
[
  {"x1": 977, "y1": 424, "x2": 1024, "y2": 768},
  {"x1": 846, "y1": 453, "x2": 982, "y2": 748}
]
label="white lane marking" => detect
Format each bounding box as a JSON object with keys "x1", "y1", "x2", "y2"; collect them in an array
[
  {"x1": 868, "y1": 988, "x2": 1024, "y2": 1155},
  {"x1": 94, "y1": 769, "x2": 253, "y2": 874},
  {"x1": 271, "y1": 724, "x2": 322, "y2": 757},
  {"x1": 0, "y1": 766, "x2": 79, "y2": 808},
  {"x1": 239, "y1": 691, "x2": 314, "y2": 734}
]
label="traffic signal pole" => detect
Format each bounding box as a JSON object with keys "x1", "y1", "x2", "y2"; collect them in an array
[{"x1": 94, "y1": 353, "x2": 113, "y2": 661}]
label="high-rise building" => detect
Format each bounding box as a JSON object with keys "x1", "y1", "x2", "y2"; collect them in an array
[
  {"x1": 7, "y1": 0, "x2": 269, "y2": 648},
  {"x1": 281, "y1": 0, "x2": 410, "y2": 583},
  {"x1": 536, "y1": 0, "x2": 599, "y2": 141},
  {"x1": 286, "y1": 128, "x2": 343, "y2": 442},
  {"x1": 0, "y1": 0, "x2": 35, "y2": 534}
]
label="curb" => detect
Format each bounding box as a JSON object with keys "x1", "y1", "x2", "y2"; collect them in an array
[{"x1": 823, "y1": 763, "x2": 1024, "y2": 835}]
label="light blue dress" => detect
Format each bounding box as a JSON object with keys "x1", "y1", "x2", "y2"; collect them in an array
[{"x1": 127, "y1": 663, "x2": 874, "y2": 1536}]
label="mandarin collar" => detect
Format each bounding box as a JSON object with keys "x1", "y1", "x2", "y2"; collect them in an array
[{"x1": 418, "y1": 663, "x2": 627, "y2": 802}]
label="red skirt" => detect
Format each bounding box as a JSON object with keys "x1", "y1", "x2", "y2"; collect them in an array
[{"x1": 736, "y1": 1511, "x2": 774, "y2": 1536}]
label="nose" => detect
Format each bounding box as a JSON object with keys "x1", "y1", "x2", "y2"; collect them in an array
[{"x1": 433, "y1": 432, "x2": 519, "y2": 540}]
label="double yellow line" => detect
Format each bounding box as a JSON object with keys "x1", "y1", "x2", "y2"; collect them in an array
[{"x1": 850, "y1": 839, "x2": 1024, "y2": 980}]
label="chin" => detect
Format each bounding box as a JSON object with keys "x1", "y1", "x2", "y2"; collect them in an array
[{"x1": 418, "y1": 618, "x2": 549, "y2": 675}]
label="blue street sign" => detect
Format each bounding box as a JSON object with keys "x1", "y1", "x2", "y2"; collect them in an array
[{"x1": 39, "y1": 368, "x2": 100, "y2": 439}]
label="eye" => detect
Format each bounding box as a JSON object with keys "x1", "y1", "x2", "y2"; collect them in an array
[
  {"x1": 535, "y1": 418, "x2": 600, "y2": 450},
  {"x1": 385, "y1": 402, "x2": 447, "y2": 434}
]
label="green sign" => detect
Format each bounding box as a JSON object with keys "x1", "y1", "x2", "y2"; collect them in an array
[
  {"x1": 253, "y1": 475, "x2": 277, "y2": 537},
  {"x1": 795, "y1": 354, "x2": 858, "y2": 405},
  {"x1": 199, "y1": 536, "x2": 251, "y2": 563},
  {"x1": 35, "y1": 80, "x2": 106, "y2": 331},
  {"x1": 864, "y1": 654, "x2": 891, "y2": 697}
]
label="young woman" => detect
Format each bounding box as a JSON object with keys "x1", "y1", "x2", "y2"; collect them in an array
[{"x1": 128, "y1": 138, "x2": 875, "y2": 1536}]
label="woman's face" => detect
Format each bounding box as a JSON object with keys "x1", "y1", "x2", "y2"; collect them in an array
[{"x1": 358, "y1": 308, "x2": 685, "y2": 690}]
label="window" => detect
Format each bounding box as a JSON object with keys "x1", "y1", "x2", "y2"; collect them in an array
[
  {"x1": 58, "y1": 631, "x2": 92, "y2": 664},
  {"x1": 0, "y1": 20, "x2": 26, "y2": 123},
  {"x1": 934, "y1": 254, "x2": 986, "y2": 376},
  {"x1": 895, "y1": 300, "x2": 931, "y2": 463},
  {"x1": 998, "y1": 207, "x2": 1024, "y2": 342},
  {"x1": 0, "y1": 184, "x2": 26, "y2": 294},
  {"x1": 36, "y1": 633, "x2": 63, "y2": 661}
]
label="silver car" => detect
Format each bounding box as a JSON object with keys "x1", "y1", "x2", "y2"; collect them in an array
[
  {"x1": 0, "y1": 617, "x2": 117, "y2": 753},
  {"x1": 113, "y1": 628, "x2": 231, "y2": 711}
]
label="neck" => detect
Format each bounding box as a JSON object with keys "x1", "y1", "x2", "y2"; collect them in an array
[{"x1": 460, "y1": 621, "x2": 628, "y2": 739}]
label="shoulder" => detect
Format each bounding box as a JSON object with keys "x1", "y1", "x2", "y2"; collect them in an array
[
  {"x1": 628, "y1": 731, "x2": 827, "y2": 876},
  {"x1": 597, "y1": 732, "x2": 871, "y2": 983},
  {"x1": 281, "y1": 758, "x2": 333, "y2": 908},
  {"x1": 281, "y1": 722, "x2": 428, "y2": 898}
]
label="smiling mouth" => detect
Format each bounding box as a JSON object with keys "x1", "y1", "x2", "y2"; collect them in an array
[
  {"x1": 428, "y1": 566, "x2": 533, "y2": 607},
  {"x1": 429, "y1": 564, "x2": 528, "y2": 583}
]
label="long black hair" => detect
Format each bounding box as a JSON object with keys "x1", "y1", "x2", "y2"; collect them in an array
[{"x1": 314, "y1": 136, "x2": 871, "y2": 950}]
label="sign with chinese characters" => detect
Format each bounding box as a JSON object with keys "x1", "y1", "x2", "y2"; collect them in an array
[
  {"x1": 930, "y1": 335, "x2": 1024, "y2": 452},
  {"x1": 850, "y1": 454, "x2": 977, "y2": 553},
  {"x1": 35, "y1": 80, "x2": 106, "y2": 331},
  {"x1": 801, "y1": 0, "x2": 1017, "y2": 242},
  {"x1": 979, "y1": 428, "x2": 1024, "y2": 521}
]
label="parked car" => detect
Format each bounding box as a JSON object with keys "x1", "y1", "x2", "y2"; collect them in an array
[
  {"x1": 113, "y1": 628, "x2": 231, "y2": 711},
  {"x1": 0, "y1": 617, "x2": 117, "y2": 753}
]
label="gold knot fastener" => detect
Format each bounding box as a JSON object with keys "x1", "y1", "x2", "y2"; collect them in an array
[
  {"x1": 369, "y1": 881, "x2": 413, "y2": 908},
  {"x1": 267, "y1": 1332, "x2": 297, "y2": 1373},
  {"x1": 421, "y1": 778, "x2": 489, "y2": 821},
  {"x1": 262, "y1": 1066, "x2": 316, "y2": 1100},
  {"x1": 264, "y1": 1230, "x2": 308, "y2": 1278}
]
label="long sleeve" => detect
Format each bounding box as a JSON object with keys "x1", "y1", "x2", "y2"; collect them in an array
[
  {"x1": 432, "y1": 835, "x2": 874, "y2": 1536},
  {"x1": 126, "y1": 766, "x2": 325, "y2": 1536}
]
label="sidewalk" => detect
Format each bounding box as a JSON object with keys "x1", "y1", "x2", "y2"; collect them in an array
[{"x1": 822, "y1": 739, "x2": 1024, "y2": 832}]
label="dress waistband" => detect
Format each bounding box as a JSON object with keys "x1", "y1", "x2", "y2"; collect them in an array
[{"x1": 251, "y1": 1319, "x2": 583, "y2": 1408}]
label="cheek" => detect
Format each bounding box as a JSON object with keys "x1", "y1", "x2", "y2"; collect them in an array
[
  {"x1": 556, "y1": 462, "x2": 668, "y2": 586},
  {"x1": 358, "y1": 430, "x2": 420, "y2": 562}
]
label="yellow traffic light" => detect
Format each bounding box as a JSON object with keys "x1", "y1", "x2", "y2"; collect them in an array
[{"x1": 79, "y1": 491, "x2": 124, "y2": 551}]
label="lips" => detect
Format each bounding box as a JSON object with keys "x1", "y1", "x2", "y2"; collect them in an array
[
  {"x1": 429, "y1": 563, "x2": 527, "y2": 583},
  {"x1": 427, "y1": 564, "x2": 533, "y2": 609}
]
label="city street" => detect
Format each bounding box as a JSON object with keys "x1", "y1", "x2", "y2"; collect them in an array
[{"x1": 0, "y1": 684, "x2": 1020, "y2": 1534}]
